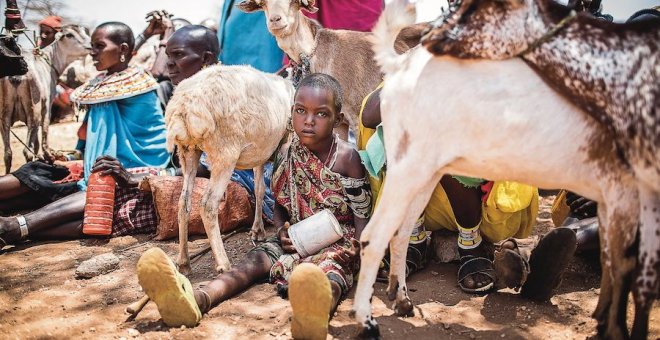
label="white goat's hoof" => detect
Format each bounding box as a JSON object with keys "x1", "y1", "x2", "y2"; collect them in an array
[
  {"x1": 249, "y1": 228, "x2": 266, "y2": 243},
  {"x1": 215, "y1": 263, "x2": 231, "y2": 274},
  {"x1": 393, "y1": 297, "x2": 414, "y2": 317},
  {"x1": 177, "y1": 262, "x2": 192, "y2": 276}
]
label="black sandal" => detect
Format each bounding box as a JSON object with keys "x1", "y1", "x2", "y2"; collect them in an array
[
  {"x1": 520, "y1": 228, "x2": 577, "y2": 301},
  {"x1": 457, "y1": 250, "x2": 496, "y2": 293}
]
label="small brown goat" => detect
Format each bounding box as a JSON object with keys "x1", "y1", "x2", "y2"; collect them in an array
[{"x1": 238, "y1": 0, "x2": 424, "y2": 140}]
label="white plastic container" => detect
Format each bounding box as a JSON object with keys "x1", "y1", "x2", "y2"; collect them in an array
[{"x1": 288, "y1": 209, "x2": 344, "y2": 257}]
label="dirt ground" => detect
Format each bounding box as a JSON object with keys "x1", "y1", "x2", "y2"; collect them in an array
[{"x1": 1, "y1": 122, "x2": 658, "y2": 339}]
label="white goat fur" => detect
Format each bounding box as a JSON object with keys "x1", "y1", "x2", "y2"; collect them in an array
[
  {"x1": 165, "y1": 64, "x2": 294, "y2": 274},
  {"x1": 352, "y1": 1, "x2": 649, "y2": 337},
  {"x1": 0, "y1": 25, "x2": 90, "y2": 173}
]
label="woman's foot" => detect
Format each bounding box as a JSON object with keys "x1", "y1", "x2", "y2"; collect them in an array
[
  {"x1": 493, "y1": 239, "x2": 529, "y2": 290},
  {"x1": 289, "y1": 263, "x2": 332, "y2": 340},
  {"x1": 137, "y1": 247, "x2": 202, "y2": 327},
  {"x1": 457, "y1": 243, "x2": 496, "y2": 293},
  {"x1": 520, "y1": 228, "x2": 577, "y2": 301},
  {"x1": 0, "y1": 216, "x2": 22, "y2": 247}
]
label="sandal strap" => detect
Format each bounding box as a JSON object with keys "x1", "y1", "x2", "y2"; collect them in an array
[
  {"x1": 457, "y1": 256, "x2": 495, "y2": 282},
  {"x1": 17, "y1": 215, "x2": 28, "y2": 239}
]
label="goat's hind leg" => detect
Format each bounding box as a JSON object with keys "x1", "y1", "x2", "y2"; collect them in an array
[
  {"x1": 631, "y1": 185, "x2": 660, "y2": 340},
  {"x1": 387, "y1": 184, "x2": 437, "y2": 317},
  {"x1": 593, "y1": 192, "x2": 638, "y2": 340},
  {"x1": 248, "y1": 165, "x2": 266, "y2": 242},
  {"x1": 201, "y1": 157, "x2": 237, "y2": 273},
  {"x1": 176, "y1": 146, "x2": 202, "y2": 275},
  {"x1": 23, "y1": 125, "x2": 38, "y2": 162},
  {"x1": 352, "y1": 165, "x2": 440, "y2": 337},
  {"x1": 1, "y1": 124, "x2": 11, "y2": 174}
]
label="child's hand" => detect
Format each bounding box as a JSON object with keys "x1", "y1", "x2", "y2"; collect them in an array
[
  {"x1": 278, "y1": 222, "x2": 297, "y2": 254},
  {"x1": 333, "y1": 238, "x2": 360, "y2": 266}
]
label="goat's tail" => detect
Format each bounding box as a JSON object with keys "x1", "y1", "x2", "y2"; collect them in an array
[
  {"x1": 165, "y1": 92, "x2": 216, "y2": 153},
  {"x1": 371, "y1": 0, "x2": 417, "y2": 75}
]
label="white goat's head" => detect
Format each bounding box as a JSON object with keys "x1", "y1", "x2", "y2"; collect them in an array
[
  {"x1": 56, "y1": 25, "x2": 92, "y2": 60},
  {"x1": 238, "y1": 0, "x2": 318, "y2": 37},
  {"x1": 420, "y1": 0, "x2": 544, "y2": 59}
]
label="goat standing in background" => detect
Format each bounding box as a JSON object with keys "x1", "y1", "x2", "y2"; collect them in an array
[
  {"x1": 0, "y1": 25, "x2": 90, "y2": 173},
  {"x1": 238, "y1": 0, "x2": 425, "y2": 140},
  {"x1": 351, "y1": 1, "x2": 656, "y2": 339},
  {"x1": 166, "y1": 64, "x2": 294, "y2": 274}
]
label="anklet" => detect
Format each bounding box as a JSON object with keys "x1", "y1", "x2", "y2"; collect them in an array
[
  {"x1": 457, "y1": 223, "x2": 482, "y2": 250},
  {"x1": 16, "y1": 215, "x2": 28, "y2": 239}
]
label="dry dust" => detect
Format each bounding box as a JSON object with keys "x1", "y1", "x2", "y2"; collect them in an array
[{"x1": 1, "y1": 122, "x2": 658, "y2": 339}]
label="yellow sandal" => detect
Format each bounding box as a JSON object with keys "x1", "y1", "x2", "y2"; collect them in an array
[
  {"x1": 137, "y1": 247, "x2": 202, "y2": 327},
  {"x1": 289, "y1": 263, "x2": 332, "y2": 340}
]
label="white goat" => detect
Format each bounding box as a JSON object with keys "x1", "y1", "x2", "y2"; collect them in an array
[
  {"x1": 238, "y1": 0, "x2": 426, "y2": 140},
  {"x1": 421, "y1": 1, "x2": 659, "y2": 338},
  {"x1": 0, "y1": 25, "x2": 90, "y2": 173},
  {"x1": 351, "y1": 1, "x2": 655, "y2": 339},
  {"x1": 165, "y1": 64, "x2": 294, "y2": 274}
]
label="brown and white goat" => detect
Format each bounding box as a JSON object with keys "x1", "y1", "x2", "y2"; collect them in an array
[
  {"x1": 421, "y1": 1, "x2": 659, "y2": 338},
  {"x1": 166, "y1": 64, "x2": 294, "y2": 274},
  {"x1": 351, "y1": 1, "x2": 657, "y2": 339},
  {"x1": 237, "y1": 0, "x2": 425, "y2": 140},
  {"x1": 0, "y1": 25, "x2": 90, "y2": 173}
]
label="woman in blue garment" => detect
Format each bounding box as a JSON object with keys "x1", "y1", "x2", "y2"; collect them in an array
[
  {"x1": 0, "y1": 22, "x2": 169, "y2": 245},
  {"x1": 217, "y1": 0, "x2": 284, "y2": 72}
]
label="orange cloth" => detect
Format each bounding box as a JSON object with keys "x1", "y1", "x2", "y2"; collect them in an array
[{"x1": 38, "y1": 16, "x2": 62, "y2": 29}]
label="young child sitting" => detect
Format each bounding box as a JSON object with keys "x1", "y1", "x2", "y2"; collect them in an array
[{"x1": 136, "y1": 73, "x2": 371, "y2": 338}]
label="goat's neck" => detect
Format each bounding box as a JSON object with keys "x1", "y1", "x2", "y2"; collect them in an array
[
  {"x1": 37, "y1": 42, "x2": 70, "y2": 76},
  {"x1": 276, "y1": 12, "x2": 317, "y2": 63}
]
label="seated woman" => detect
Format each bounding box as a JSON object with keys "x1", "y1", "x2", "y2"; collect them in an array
[
  {"x1": 0, "y1": 22, "x2": 170, "y2": 245},
  {"x1": 358, "y1": 85, "x2": 577, "y2": 300},
  {"x1": 136, "y1": 74, "x2": 371, "y2": 339}
]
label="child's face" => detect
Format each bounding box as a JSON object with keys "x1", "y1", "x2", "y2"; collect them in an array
[{"x1": 292, "y1": 86, "x2": 342, "y2": 147}]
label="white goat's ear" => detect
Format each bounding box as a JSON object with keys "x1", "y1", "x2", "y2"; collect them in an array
[
  {"x1": 300, "y1": 0, "x2": 318, "y2": 13},
  {"x1": 237, "y1": 0, "x2": 264, "y2": 13}
]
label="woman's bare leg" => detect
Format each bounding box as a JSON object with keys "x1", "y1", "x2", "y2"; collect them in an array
[{"x1": 0, "y1": 191, "x2": 85, "y2": 243}]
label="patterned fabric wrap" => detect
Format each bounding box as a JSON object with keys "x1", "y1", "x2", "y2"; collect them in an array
[
  {"x1": 339, "y1": 176, "x2": 371, "y2": 219},
  {"x1": 111, "y1": 167, "x2": 160, "y2": 237},
  {"x1": 70, "y1": 66, "x2": 159, "y2": 105},
  {"x1": 269, "y1": 137, "x2": 371, "y2": 295}
]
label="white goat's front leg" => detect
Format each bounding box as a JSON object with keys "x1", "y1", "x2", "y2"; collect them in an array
[
  {"x1": 176, "y1": 146, "x2": 202, "y2": 275},
  {"x1": 249, "y1": 165, "x2": 266, "y2": 242},
  {"x1": 352, "y1": 164, "x2": 439, "y2": 338},
  {"x1": 386, "y1": 190, "x2": 435, "y2": 317},
  {"x1": 631, "y1": 185, "x2": 660, "y2": 340},
  {"x1": 201, "y1": 159, "x2": 237, "y2": 273}
]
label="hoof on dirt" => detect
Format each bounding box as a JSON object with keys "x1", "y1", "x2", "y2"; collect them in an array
[
  {"x1": 177, "y1": 263, "x2": 192, "y2": 276},
  {"x1": 215, "y1": 263, "x2": 231, "y2": 274},
  {"x1": 357, "y1": 320, "x2": 381, "y2": 339},
  {"x1": 249, "y1": 228, "x2": 266, "y2": 243},
  {"x1": 393, "y1": 297, "x2": 414, "y2": 317}
]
